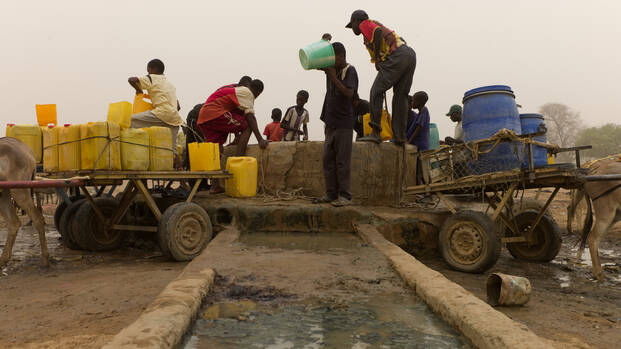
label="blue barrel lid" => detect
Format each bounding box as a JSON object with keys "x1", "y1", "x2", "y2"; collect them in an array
[
  {"x1": 519, "y1": 113, "x2": 544, "y2": 119},
  {"x1": 464, "y1": 85, "x2": 513, "y2": 98}
]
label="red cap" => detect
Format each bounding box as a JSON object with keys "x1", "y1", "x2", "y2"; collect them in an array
[
  {"x1": 64, "y1": 123, "x2": 71, "y2": 127},
  {"x1": 7, "y1": 123, "x2": 15, "y2": 126}
]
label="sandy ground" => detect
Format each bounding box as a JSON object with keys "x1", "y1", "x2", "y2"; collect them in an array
[
  {"x1": 0, "y1": 212, "x2": 186, "y2": 349},
  {"x1": 418, "y1": 189, "x2": 621, "y2": 349},
  {"x1": 0, "y1": 189, "x2": 619, "y2": 348}
]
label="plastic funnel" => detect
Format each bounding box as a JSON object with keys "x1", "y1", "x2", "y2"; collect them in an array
[{"x1": 299, "y1": 39, "x2": 335, "y2": 70}]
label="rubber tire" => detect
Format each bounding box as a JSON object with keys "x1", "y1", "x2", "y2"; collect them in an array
[
  {"x1": 511, "y1": 199, "x2": 547, "y2": 216},
  {"x1": 506, "y1": 209, "x2": 561, "y2": 262},
  {"x1": 54, "y1": 201, "x2": 68, "y2": 231},
  {"x1": 73, "y1": 197, "x2": 125, "y2": 251},
  {"x1": 58, "y1": 199, "x2": 86, "y2": 250},
  {"x1": 158, "y1": 202, "x2": 212, "y2": 261},
  {"x1": 438, "y1": 210, "x2": 502, "y2": 273}
]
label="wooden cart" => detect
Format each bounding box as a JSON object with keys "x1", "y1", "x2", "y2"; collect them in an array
[
  {"x1": 403, "y1": 133, "x2": 603, "y2": 273},
  {"x1": 41, "y1": 170, "x2": 230, "y2": 261}
]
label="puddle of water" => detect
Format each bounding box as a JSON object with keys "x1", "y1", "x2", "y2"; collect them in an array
[
  {"x1": 186, "y1": 294, "x2": 469, "y2": 349},
  {"x1": 238, "y1": 232, "x2": 363, "y2": 252}
]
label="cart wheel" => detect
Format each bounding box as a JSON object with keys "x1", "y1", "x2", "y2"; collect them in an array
[
  {"x1": 438, "y1": 210, "x2": 501, "y2": 273},
  {"x1": 506, "y1": 210, "x2": 561, "y2": 262},
  {"x1": 54, "y1": 201, "x2": 68, "y2": 231},
  {"x1": 73, "y1": 197, "x2": 125, "y2": 251},
  {"x1": 511, "y1": 199, "x2": 547, "y2": 216},
  {"x1": 158, "y1": 202, "x2": 212, "y2": 261},
  {"x1": 58, "y1": 199, "x2": 87, "y2": 250}
]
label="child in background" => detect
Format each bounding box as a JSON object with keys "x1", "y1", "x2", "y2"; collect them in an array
[
  {"x1": 406, "y1": 91, "x2": 430, "y2": 151},
  {"x1": 281, "y1": 90, "x2": 310, "y2": 141},
  {"x1": 263, "y1": 108, "x2": 283, "y2": 142}
]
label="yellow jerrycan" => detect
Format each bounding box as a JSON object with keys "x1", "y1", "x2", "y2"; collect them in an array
[
  {"x1": 145, "y1": 126, "x2": 173, "y2": 170},
  {"x1": 188, "y1": 142, "x2": 220, "y2": 171},
  {"x1": 80, "y1": 122, "x2": 121, "y2": 170},
  {"x1": 42, "y1": 124, "x2": 59, "y2": 172},
  {"x1": 120, "y1": 128, "x2": 150, "y2": 170},
  {"x1": 363, "y1": 110, "x2": 393, "y2": 141},
  {"x1": 133, "y1": 94, "x2": 153, "y2": 114},
  {"x1": 107, "y1": 101, "x2": 132, "y2": 129},
  {"x1": 58, "y1": 124, "x2": 81, "y2": 171},
  {"x1": 225, "y1": 157, "x2": 258, "y2": 197},
  {"x1": 8, "y1": 124, "x2": 43, "y2": 163},
  {"x1": 5, "y1": 124, "x2": 14, "y2": 136},
  {"x1": 36, "y1": 104, "x2": 57, "y2": 126}
]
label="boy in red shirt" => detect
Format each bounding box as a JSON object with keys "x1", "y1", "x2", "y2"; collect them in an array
[
  {"x1": 346, "y1": 10, "x2": 417, "y2": 145},
  {"x1": 263, "y1": 108, "x2": 283, "y2": 142}
]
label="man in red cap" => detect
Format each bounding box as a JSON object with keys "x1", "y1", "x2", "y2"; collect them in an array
[{"x1": 346, "y1": 10, "x2": 417, "y2": 145}]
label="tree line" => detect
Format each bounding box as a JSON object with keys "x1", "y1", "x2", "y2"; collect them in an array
[{"x1": 539, "y1": 103, "x2": 620, "y2": 161}]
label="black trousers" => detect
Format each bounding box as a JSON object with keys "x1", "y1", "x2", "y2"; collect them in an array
[
  {"x1": 369, "y1": 45, "x2": 417, "y2": 143},
  {"x1": 323, "y1": 126, "x2": 353, "y2": 200}
]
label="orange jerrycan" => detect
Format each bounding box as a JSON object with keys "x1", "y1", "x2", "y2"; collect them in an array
[
  {"x1": 225, "y1": 157, "x2": 258, "y2": 197},
  {"x1": 188, "y1": 142, "x2": 220, "y2": 171},
  {"x1": 107, "y1": 101, "x2": 132, "y2": 129},
  {"x1": 133, "y1": 94, "x2": 153, "y2": 114},
  {"x1": 36, "y1": 104, "x2": 57, "y2": 126}
]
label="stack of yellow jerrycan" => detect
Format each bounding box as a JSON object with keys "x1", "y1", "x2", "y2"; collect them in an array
[
  {"x1": 107, "y1": 101, "x2": 133, "y2": 129},
  {"x1": 42, "y1": 124, "x2": 59, "y2": 172},
  {"x1": 7, "y1": 124, "x2": 43, "y2": 163},
  {"x1": 120, "y1": 128, "x2": 150, "y2": 170},
  {"x1": 188, "y1": 142, "x2": 220, "y2": 171},
  {"x1": 145, "y1": 126, "x2": 173, "y2": 170},
  {"x1": 225, "y1": 157, "x2": 258, "y2": 197},
  {"x1": 80, "y1": 122, "x2": 121, "y2": 170},
  {"x1": 363, "y1": 110, "x2": 393, "y2": 141},
  {"x1": 58, "y1": 124, "x2": 81, "y2": 171}
]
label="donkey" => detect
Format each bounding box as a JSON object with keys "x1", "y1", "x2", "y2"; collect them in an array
[
  {"x1": 568, "y1": 157, "x2": 621, "y2": 281},
  {"x1": 0, "y1": 137, "x2": 49, "y2": 268}
]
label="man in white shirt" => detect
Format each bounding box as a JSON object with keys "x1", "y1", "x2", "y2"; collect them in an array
[{"x1": 444, "y1": 104, "x2": 464, "y2": 145}]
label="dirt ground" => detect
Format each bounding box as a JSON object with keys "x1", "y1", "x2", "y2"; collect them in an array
[
  {"x1": 0, "y1": 210, "x2": 186, "y2": 349},
  {"x1": 418, "y1": 189, "x2": 621, "y2": 349},
  {"x1": 0, "y1": 189, "x2": 620, "y2": 348}
]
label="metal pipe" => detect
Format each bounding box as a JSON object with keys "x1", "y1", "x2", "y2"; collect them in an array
[
  {"x1": 0, "y1": 178, "x2": 84, "y2": 189},
  {"x1": 584, "y1": 174, "x2": 621, "y2": 182}
]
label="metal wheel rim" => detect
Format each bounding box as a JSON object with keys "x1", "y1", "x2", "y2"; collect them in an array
[
  {"x1": 512, "y1": 222, "x2": 548, "y2": 258},
  {"x1": 90, "y1": 206, "x2": 120, "y2": 244},
  {"x1": 172, "y1": 211, "x2": 207, "y2": 255},
  {"x1": 447, "y1": 222, "x2": 486, "y2": 265}
]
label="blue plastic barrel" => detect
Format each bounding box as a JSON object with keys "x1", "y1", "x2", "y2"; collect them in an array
[
  {"x1": 519, "y1": 113, "x2": 548, "y2": 168},
  {"x1": 429, "y1": 123, "x2": 440, "y2": 150},
  {"x1": 462, "y1": 85, "x2": 522, "y2": 174}
]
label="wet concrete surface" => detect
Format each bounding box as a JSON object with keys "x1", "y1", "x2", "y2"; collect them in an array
[{"x1": 182, "y1": 232, "x2": 470, "y2": 349}]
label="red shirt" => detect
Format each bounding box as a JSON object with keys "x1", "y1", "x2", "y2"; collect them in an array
[{"x1": 263, "y1": 122, "x2": 283, "y2": 142}]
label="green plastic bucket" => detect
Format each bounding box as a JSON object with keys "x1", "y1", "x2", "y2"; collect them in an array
[
  {"x1": 299, "y1": 39, "x2": 335, "y2": 70},
  {"x1": 429, "y1": 123, "x2": 440, "y2": 150}
]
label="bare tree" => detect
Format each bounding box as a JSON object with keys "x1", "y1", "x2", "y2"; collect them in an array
[{"x1": 539, "y1": 103, "x2": 583, "y2": 161}]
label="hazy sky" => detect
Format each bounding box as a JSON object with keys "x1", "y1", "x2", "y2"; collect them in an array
[{"x1": 2, "y1": 0, "x2": 620, "y2": 142}]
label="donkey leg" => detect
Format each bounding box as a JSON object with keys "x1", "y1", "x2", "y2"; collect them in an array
[
  {"x1": 12, "y1": 189, "x2": 49, "y2": 267},
  {"x1": 587, "y1": 209, "x2": 614, "y2": 282},
  {"x1": 0, "y1": 190, "x2": 21, "y2": 268}
]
